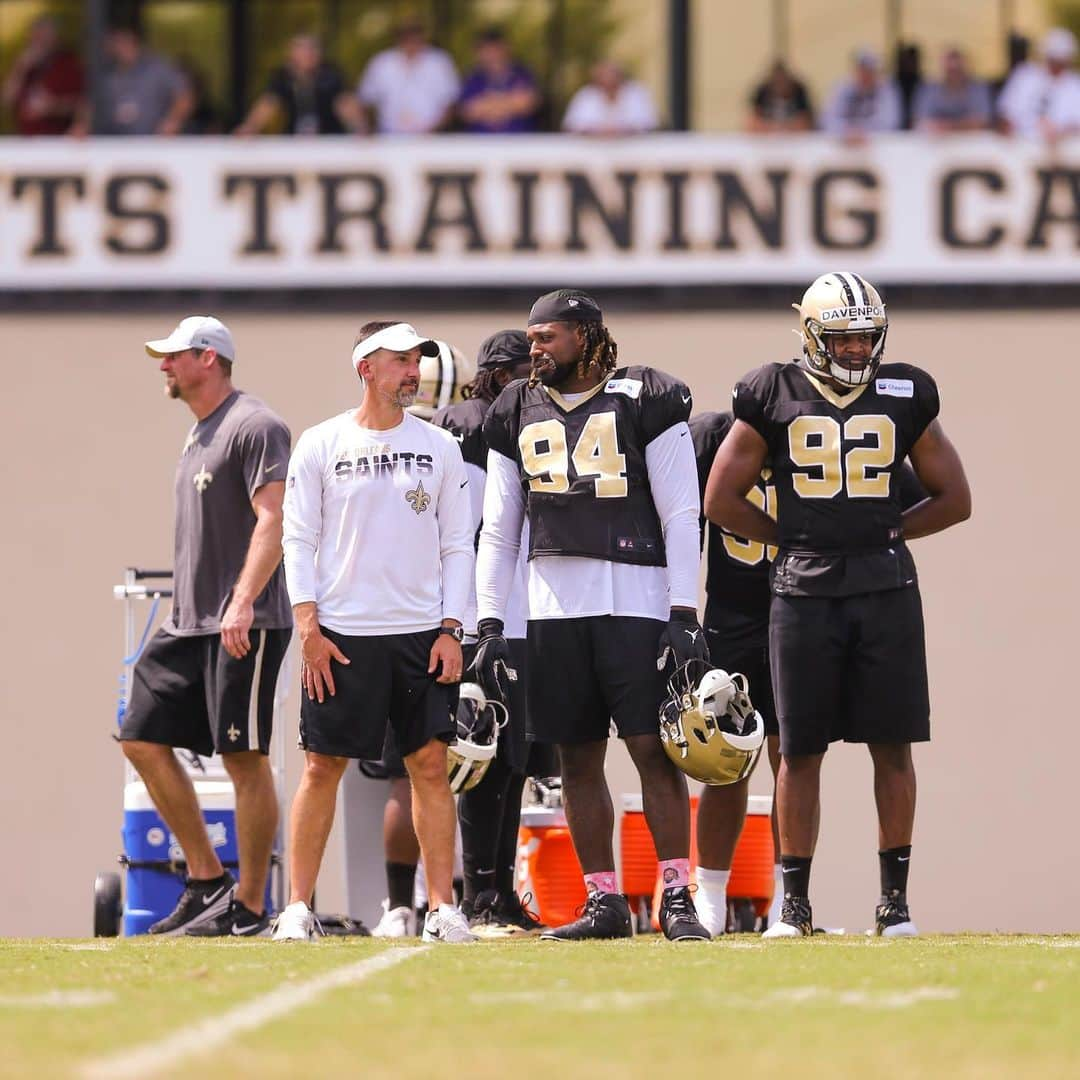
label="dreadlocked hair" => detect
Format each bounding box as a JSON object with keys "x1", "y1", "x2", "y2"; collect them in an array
[
  {"x1": 528, "y1": 322, "x2": 618, "y2": 388},
  {"x1": 462, "y1": 368, "x2": 505, "y2": 403}
]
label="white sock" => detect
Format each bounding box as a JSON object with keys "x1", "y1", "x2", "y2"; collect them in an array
[
  {"x1": 694, "y1": 867, "x2": 730, "y2": 934},
  {"x1": 768, "y1": 865, "x2": 784, "y2": 925}
]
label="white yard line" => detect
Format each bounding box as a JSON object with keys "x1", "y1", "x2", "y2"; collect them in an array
[
  {"x1": 0, "y1": 990, "x2": 115, "y2": 1008},
  {"x1": 81, "y1": 945, "x2": 429, "y2": 1080}
]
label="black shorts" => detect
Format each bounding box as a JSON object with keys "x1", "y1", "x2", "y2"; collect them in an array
[
  {"x1": 704, "y1": 630, "x2": 778, "y2": 738},
  {"x1": 770, "y1": 587, "x2": 930, "y2": 757},
  {"x1": 119, "y1": 627, "x2": 290, "y2": 756},
  {"x1": 301, "y1": 627, "x2": 457, "y2": 761},
  {"x1": 525, "y1": 615, "x2": 666, "y2": 745}
]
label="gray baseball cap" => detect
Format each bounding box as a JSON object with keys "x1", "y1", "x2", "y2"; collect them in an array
[{"x1": 145, "y1": 316, "x2": 236, "y2": 362}]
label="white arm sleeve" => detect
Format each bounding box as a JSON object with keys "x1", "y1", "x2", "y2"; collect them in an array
[
  {"x1": 282, "y1": 430, "x2": 322, "y2": 607},
  {"x1": 476, "y1": 449, "x2": 525, "y2": 624},
  {"x1": 437, "y1": 442, "x2": 476, "y2": 625},
  {"x1": 645, "y1": 421, "x2": 701, "y2": 612}
]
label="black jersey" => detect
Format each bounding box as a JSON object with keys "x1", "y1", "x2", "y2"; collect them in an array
[
  {"x1": 431, "y1": 397, "x2": 488, "y2": 471},
  {"x1": 691, "y1": 411, "x2": 773, "y2": 645},
  {"x1": 484, "y1": 366, "x2": 691, "y2": 565},
  {"x1": 733, "y1": 361, "x2": 939, "y2": 598}
]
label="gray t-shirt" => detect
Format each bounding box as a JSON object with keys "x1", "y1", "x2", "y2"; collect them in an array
[
  {"x1": 166, "y1": 390, "x2": 292, "y2": 636},
  {"x1": 100, "y1": 51, "x2": 186, "y2": 135}
]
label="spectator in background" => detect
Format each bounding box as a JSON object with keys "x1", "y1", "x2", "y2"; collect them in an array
[
  {"x1": 357, "y1": 19, "x2": 459, "y2": 134},
  {"x1": 562, "y1": 60, "x2": 658, "y2": 135},
  {"x1": 913, "y1": 48, "x2": 991, "y2": 133},
  {"x1": 236, "y1": 35, "x2": 351, "y2": 136},
  {"x1": 1, "y1": 15, "x2": 83, "y2": 135},
  {"x1": 991, "y1": 32, "x2": 1029, "y2": 119},
  {"x1": 746, "y1": 60, "x2": 812, "y2": 132},
  {"x1": 458, "y1": 27, "x2": 541, "y2": 134},
  {"x1": 894, "y1": 42, "x2": 923, "y2": 130},
  {"x1": 821, "y1": 48, "x2": 901, "y2": 141},
  {"x1": 73, "y1": 22, "x2": 193, "y2": 136},
  {"x1": 997, "y1": 27, "x2": 1080, "y2": 141}
]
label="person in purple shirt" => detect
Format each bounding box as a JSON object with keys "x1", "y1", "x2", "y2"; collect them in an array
[{"x1": 458, "y1": 27, "x2": 541, "y2": 134}]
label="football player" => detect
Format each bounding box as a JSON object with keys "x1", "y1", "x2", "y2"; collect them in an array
[
  {"x1": 476, "y1": 289, "x2": 710, "y2": 942},
  {"x1": 705, "y1": 272, "x2": 971, "y2": 938},
  {"x1": 432, "y1": 330, "x2": 554, "y2": 937},
  {"x1": 692, "y1": 411, "x2": 929, "y2": 934}
]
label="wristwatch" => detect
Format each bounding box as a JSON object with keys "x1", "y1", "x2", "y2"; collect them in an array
[{"x1": 438, "y1": 625, "x2": 465, "y2": 642}]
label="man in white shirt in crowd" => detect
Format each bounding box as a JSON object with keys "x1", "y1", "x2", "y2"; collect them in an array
[
  {"x1": 476, "y1": 290, "x2": 710, "y2": 942},
  {"x1": 274, "y1": 321, "x2": 476, "y2": 943},
  {"x1": 998, "y1": 27, "x2": 1080, "y2": 141},
  {"x1": 357, "y1": 18, "x2": 460, "y2": 134},
  {"x1": 562, "y1": 60, "x2": 658, "y2": 135}
]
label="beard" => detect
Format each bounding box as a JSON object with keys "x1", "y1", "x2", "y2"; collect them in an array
[
  {"x1": 535, "y1": 355, "x2": 575, "y2": 387},
  {"x1": 165, "y1": 380, "x2": 181, "y2": 399},
  {"x1": 393, "y1": 384, "x2": 419, "y2": 408}
]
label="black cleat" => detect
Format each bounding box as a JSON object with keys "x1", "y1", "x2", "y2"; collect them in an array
[
  {"x1": 148, "y1": 872, "x2": 235, "y2": 937},
  {"x1": 762, "y1": 896, "x2": 814, "y2": 938},
  {"x1": 875, "y1": 889, "x2": 919, "y2": 938},
  {"x1": 471, "y1": 890, "x2": 546, "y2": 938},
  {"x1": 540, "y1": 891, "x2": 633, "y2": 941},
  {"x1": 658, "y1": 886, "x2": 711, "y2": 941},
  {"x1": 186, "y1": 899, "x2": 270, "y2": 938}
]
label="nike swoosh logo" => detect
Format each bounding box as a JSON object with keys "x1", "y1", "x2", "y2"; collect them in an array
[
  {"x1": 460, "y1": 480, "x2": 468, "y2": 488},
  {"x1": 681, "y1": 393, "x2": 691, "y2": 404},
  {"x1": 897, "y1": 856, "x2": 910, "y2": 862},
  {"x1": 782, "y1": 867, "x2": 797, "y2": 873},
  {"x1": 231, "y1": 921, "x2": 263, "y2": 936},
  {"x1": 201, "y1": 884, "x2": 229, "y2": 907}
]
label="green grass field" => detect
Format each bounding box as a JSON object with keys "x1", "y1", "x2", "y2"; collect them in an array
[{"x1": 2, "y1": 936, "x2": 1077, "y2": 1079}]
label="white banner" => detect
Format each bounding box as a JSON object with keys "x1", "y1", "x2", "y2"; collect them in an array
[{"x1": 0, "y1": 133, "x2": 1078, "y2": 288}]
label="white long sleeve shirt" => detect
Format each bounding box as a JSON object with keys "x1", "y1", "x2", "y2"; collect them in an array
[
  {"x1": 476, "y1": 421, "x2": 700, "y2": 623},
  {"x1": 283, "y1": 410, "x2": 474, "y2": 635}
]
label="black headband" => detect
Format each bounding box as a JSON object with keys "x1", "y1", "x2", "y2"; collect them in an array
[{"x1": 528, "y1": 289, "x2": 603, "y2": 327}]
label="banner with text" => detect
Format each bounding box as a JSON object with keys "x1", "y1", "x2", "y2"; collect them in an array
[{"x1": 0, "y1": 134, "x2": 1078, "y2": 288}]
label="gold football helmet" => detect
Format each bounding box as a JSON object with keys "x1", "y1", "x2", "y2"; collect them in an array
[
  {"x1": 659, "y1": 660, "x2": 765, "y2": 786},
  {"x1": 408, "y1": 340, "x2": 476, "y2": 420},
  {"x1": 794, "y1": 271, "x2": 887, "y2": 387},
  {"x1": 446, "y1": 682, "x2": 508, "y2": 794}
]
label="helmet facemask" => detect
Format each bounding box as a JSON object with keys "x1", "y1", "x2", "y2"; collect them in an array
[
  {"x1": 804, "y1": 321, "x2": 887, "y2": 387},
  {"x1": 446, "y1": 682, "x2": 508, "y2": 794}
]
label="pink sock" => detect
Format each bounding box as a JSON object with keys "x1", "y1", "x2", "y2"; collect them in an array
[
  {"x1": 584, "y1": 871, "x2": 618, "y2": 896},
  {"x1": 659, "y1": 858, "x2": 690, "y2": 890}
]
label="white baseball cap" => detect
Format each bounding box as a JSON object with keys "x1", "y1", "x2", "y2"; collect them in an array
[
  {"x1": 351, "y1": 322, "x2": 439, "y2": 372},
  {"x1": 145, "y1": 316, "x2": 236, "y2": 362},
  {"x1": 1043, "y1": 28, "x2": 1078, "y2": 63}
]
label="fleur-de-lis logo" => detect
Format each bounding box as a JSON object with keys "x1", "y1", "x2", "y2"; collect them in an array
[
  {"x1": 405, "y1": 480, "x2": 431, "y2": 515},
  {"x1": 193, "y1": 465, "x2": 213, "y2": 493}
]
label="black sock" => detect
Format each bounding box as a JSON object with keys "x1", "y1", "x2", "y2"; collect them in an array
[
  {"x1": 386, "y1": 861, "x2": 417, "y2": 911},
  {"x1": 879, "y1": 845, "x2": 911, "y2": 895},
  {"x1": 779, "y1": 854, "x2": 812, "y2": 899},
  {"x1": 458, "y1": 755, "x2": 513, "y2": 903},
  {"x1": 495, "y1": 772, "x2": 528, "y2": 896}
]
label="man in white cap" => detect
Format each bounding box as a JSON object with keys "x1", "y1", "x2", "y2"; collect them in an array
[
  {"x1": 275, "y1": 320, "x2": 476, "y2": 943},
  {"x1": 821, "y1": 48, "x2": 902, "y2": 141},
  {"x1": 119, "y1": 316, "x2": 292, "y2": 937},
  {"x1": 998, "y1": 27, "x2": 1080, "y2": 139}
]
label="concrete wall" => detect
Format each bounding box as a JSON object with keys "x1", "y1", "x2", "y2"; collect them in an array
[{"x1": 2, "y1": 303, "x2": 1077, "y2": 937}]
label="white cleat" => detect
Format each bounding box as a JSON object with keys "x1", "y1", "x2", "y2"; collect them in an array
[
  {"x1": 422, "y1": 904, "x2": 477, "y2": 943},
  {"x1": 271, "y1": 901, "x2": 319, "y2": 942},
  {"x1": 879, "y1": 920, "x2": 919, "y2": 938},
  {"x1": 372, "y1": 899, "x2": 413, "y2": 938},
  {"x1": 691, "y1": 891, "x2": 727, "y2": 937}
]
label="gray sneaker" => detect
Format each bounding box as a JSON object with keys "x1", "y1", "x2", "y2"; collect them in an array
[{"x1": 422, "y1": 904, "x2": 477, "y2": 943}]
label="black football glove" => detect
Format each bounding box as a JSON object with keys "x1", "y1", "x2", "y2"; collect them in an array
[
  {"x1": 656, "y1": 609, "x2": 710, "y2": 673},
  {"x1": 468, "y1": 618, "x2": 518, "y2": 704}
]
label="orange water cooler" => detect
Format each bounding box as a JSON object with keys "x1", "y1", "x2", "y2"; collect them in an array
[
  {"x1": 516, "y1": 806, "x2": 586, "y2": 928},
  {"x1": 621, "y1": 792, "x2": 775, "y2": 932}
]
